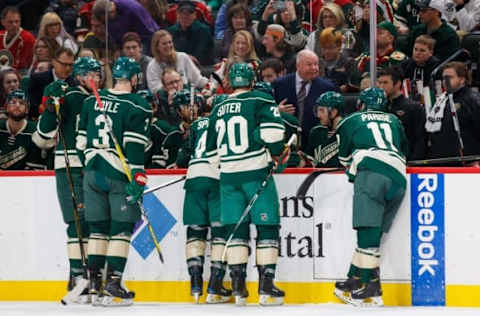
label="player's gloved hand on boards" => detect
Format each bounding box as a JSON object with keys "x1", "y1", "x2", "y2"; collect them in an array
[
  {"x1": 43, "y1": 80, "x2": 69, "y2": 112},
  {"x1": 126, "y1": 170, "x2": 147, "y2": 204}
]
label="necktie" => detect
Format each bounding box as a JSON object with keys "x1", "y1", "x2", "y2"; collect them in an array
[{"x1": 297, "y1": 80, "x2": 308, "y2": 126}]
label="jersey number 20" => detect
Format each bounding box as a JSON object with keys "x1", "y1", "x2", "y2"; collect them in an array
[{"x1": 215, "y1": 116, "x2": 249, "y2": 155}]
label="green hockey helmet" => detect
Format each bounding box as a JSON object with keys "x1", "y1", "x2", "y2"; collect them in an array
[
  {"x1": 172, "y1": 89, "x2": 191, "y2": 107},
  {"x1": 253, "y1": 81, "x2": 274, "y2": 96},
  {"x1": 73, "y1": 57, "x2": 102, "y2": 77},
  {"x1": 211, "y1": 94, "x2": 228, "y2": 106},
  {"x1": 112, "y1": 57, "x2": 141, "y2": 80},
  {"x1": 228, "y1": 63, "x2": 254, "y2": 89},
  {"x1": 137, "y1": 89, "x2": 154, "y2": 104},
  {"x1": 359, "y1": 87, "x2": 387, "y2": 111},
  {"x1": 6, "y1": 89, "x2": 27, "y2": 103},
  {"x1": 315, "y1": 91, "x2": 345, "y2": 114}
]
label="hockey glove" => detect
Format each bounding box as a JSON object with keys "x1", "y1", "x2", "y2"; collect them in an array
[
  {"x1": 272, "y1": 146, "x2": 291, "y2": 173},
  {"x1": 43, "y1": 80, "x2": 69, "y2": 113},
  {"x1": 125, "y1": 170, "x2": 147, "y2": 205}
]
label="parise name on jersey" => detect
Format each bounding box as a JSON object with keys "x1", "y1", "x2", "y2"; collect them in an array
[{"x1": 360, "y1": 112, "x2": 392, "y2": 123}]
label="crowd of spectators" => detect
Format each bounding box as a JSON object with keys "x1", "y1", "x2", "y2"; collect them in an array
[{"x1": 0, "y1": 0, "x2": 479, "y2": 171}]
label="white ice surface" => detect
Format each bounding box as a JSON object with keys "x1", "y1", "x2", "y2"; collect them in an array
[{"x1": 0, "y1": 303, "x2": 478, "y2": 316}]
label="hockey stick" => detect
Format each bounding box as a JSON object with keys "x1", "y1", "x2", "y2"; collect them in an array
[
  {"x1": 89, "y1": 80, "x2": 164, "y2": 264},
  {"x1": 126, "y1": 175, "x2": 187, "y2": 202},
  {"x1": 407, "y1": 155, "x2": 480, "y2": 166},
  {"x1": 52, "y1": 98, "x2": 89, "y2": 305},
  {"x1": 221, "y1": 134, "x2": 297, "y2": 262},
  {"x1": 296, "y1": 168, "x2": 344, "y2": 199},
  {"x1": 444, "y1": 75, "x2": 465, "y2": 165}
]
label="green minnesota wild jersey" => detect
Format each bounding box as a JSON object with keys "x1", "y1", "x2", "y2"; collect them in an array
[
  {"x1": 182, "y1": 116, "x2": 219, "y2": 190},
  {"x1": 0, "y1": 119, "x2": 47, "y2": 170},
  {"x1": 76, "y1": 89, "x2": 152, "y2": 181},
  {"x1": 35, "y1": 86, "x2": 89, "y2": 170},
  {"x1": 336, "y1": 110, "x2": 408, "y2": 187},
  {"x1": 147, "y1": 119, "x2": 183, "y2": 169},
  {"x1": 306, "y1": 124, "x2": 340, "y2": 168},
  {"x1": 205, "y1": 90, "x2": 285, "y2": 183},
  {"x1": 281, "y1": 112, "x2": 301, "y2": 167}
]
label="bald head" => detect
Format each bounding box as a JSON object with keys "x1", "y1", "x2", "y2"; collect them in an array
[{"x1": 296, "y1": 50, "x2": 320, "y2": 81}]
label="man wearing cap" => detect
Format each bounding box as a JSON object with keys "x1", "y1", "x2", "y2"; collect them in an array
[
  {"x1": 167, "y1": 0, "x2": 214, "y2": 66},
  {"x1": 355, "y1": 21, "x2": 408, "y2": 77},
  {"x1": 405, "y1": 0, "x2": 459, "y2": 62},
  {"x1": 0, "y1": 89, "x2": 47, "y2": 170},
  {"x1": 262, "y1": 24, "x2": 297, "y2": 73}
]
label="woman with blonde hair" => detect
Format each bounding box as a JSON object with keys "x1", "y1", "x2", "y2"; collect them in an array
[
  {"x1": 305, "y1": 3, "x2": 345, "y2": 54},
  {"x1": 28, "y1": 37, "x2": 59, "y2": 75},
  {"x1": 146, "y1": 30, "x2": 208, "y2": 92},
  {"x1": 209, "y1": 30, "x2": 260, "y2": 94},
  {"x1": 38, "y1": 12, "x2": 78, "y2": 54}
]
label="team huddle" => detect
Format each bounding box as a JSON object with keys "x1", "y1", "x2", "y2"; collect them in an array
[{"x1": 29, "y1": 55, "x2": 407, "y2": 308}]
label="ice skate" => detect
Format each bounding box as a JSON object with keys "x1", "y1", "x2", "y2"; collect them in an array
[
  {"x1": 258, "y1": 266, "x2": 284, "y2": 306},
  {"x1": 350, "y1": 280, "x2": 384, "y2": 307},
  {"x1": 206, "y1": 267, "x2": 232, "y2": 304},
  {"x1": 334, "y1": 276, "x2": 362, "y2": 304},
  {"x1": 231, "y1": 265, "x2": 248, "y2": 306},
  {"x1": 189, "y1": 266, "x2": 203, "y2": 303},
  {"x1": 99, "y1": 275, "x2": 135, "y2": 307},
  {"x1": 61, "y1": 274, "x2": 90, "y2": 305},
  {"x1": 89, "y1": 269, "x2": 103, "y2": 306}
]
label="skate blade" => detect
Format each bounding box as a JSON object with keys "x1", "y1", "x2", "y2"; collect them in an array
[
  {"x1": 61, "y1": 278, "x2": 89, "y2": 305},
  {"x1": 99, "y1": 296, "x2": 133, "y2": 307},
  {"x1": 350, "y1": 296, "x2": 384, "y2": 307},
  {"x1": 259, "y1": 294, "x2": 284, "y2": 306},
  {"x1": 206, "y1": 293, "x2": 231, "y2": 304},
  {"x1": 193, "y1": 293, "x2": 201, "y2": 304},
  {"x1": 91, "y1": 294, "x2": 103, "y2": 307},
  {"x1": 333, "y1": 288, "x2": 353, "y2": 305},
  {"x1": 234, "y1": 296, "x2": 247, "y2": 306}
]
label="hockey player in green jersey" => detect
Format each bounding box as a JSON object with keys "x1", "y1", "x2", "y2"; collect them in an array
[
  {"x1": 0, "y1": 90, "x2": 47, "y2": 170},
  {"x1": 304, "y1": 91, "x2": 344, "y2": 168},
  {"x1": 334, "y1": 88, "x2": 408, "y2": 307},
  {"x1": 76, "y1": 57, "x2": 152, "y2": 306},
  {"x1": 33, "y1": 57, "x2": 102, "y2": 303},
  {"x1": 176, "y1": 94, "x2": 232, "y2": 304},
  {"x1": 205, "y1": 63, "x2": 286, "y2": 306}
]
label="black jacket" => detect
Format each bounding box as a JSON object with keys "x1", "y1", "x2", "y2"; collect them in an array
[
  {"x1": 428, "y1": 86, "x2": 480, "y2": 160},
  {"x1": 387, "y1": 94, "x2": 426, "y2": 160}
]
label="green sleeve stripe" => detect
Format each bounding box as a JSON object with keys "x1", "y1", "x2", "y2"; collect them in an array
[
  {"x1": 221, "y1": 147, "x2": 266, "y2": 162},
  {"x1": 260, "y1": 122, "x2": 285, "y2": 129},
  {"x1": 124, "y1": 131, "x2": 149, "y2": 143}
]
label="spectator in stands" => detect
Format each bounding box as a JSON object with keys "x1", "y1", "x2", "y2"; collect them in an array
[
  {"x1": 29, "y1": 37, "x2": 59, "y2": 75},
  {"x1": 218, "y1": 4, "x2": 258, "y2": 59},
  {"x1": 122, "y1": 32, "x2": 152, "y2": 91},
  {"x1": 318, "y1": 27, "x2": 356, "y2": 93},
  {"x1": 156, "y1": 68, "x2": 185, "y2": 122},
  {"x1": 256, "y1": 0, "x2": 307, "y2": 52},
  {"x1": 305, "y1": 3, "x2": 347, "y2": 56},
  {"x1": 209, "y1": 30, "x2": 260, "y2": 94},
  {"x1": 77, "y1": 48, "x2": 96, "y2": 58},
  {"x1": 82, "y1": 13, "x2": 117, "y2": 61},
  {"x1": 147, "y1": 30, "x2": 209, "y2": 92},
  {"x1": 401, "y1": 35, "x2": 440, "y2": 102},
  {"x1": 272, "y1": 49, "x2": 337, "y2": 148},
  {"x1": 92, "y1": 0, "x2": 160, "y2": 55},
  {"x1": 426, "y1": 62, "x2": 480, "y2": 163},
  {"x1": 46, "y1": 0, "x2": 83, "y2": 41},
  {"x1": 395, "y1": 0, "x2": 421, "y2": 34},
  {"x1": 258, "y1": 58, "x2": 285, "y2": 83},
  {"x1": 34, "y1": 62, "x2": 51, "y2": 74},
  {"x1": 354, "y1": 0, "x2": 394, "y2": 52},
  {"x1": 307, "y1": 0, "x2": 355, "y2": 30},
  {"x1": 0, "y1": 6, "x2": 35, "y2": 74},
  {"x1": 452, "y1": 0, "x2": 480, "y2": 32},
  {"x1": 138, "y1": 0, "x2": 169, "y2": 28},
  {"x1": 355, "y1": 21, "x2": 408, "y2": 80},
  {"x1": 0, "y1": 68, "x2": 21, "y2": 117},
  {"x1": 38, "y1": 12, "x2": 79, "y2": 54},
  {"x1": 261, "y1": 24, "x2": 297, "y2": 73},
  {"x1": 405, "y1": 0, "x2": 459, "y2": 62},
  {"x1": 215, "y1": 0, "x2": 254, "y2": 40},
  {"x1": 28, "y1": 47, "x2": 75, "y2": 120},
  {"x1": 168, "y1": 0, "x2": 214, "y2": 66},
  {"x1": 377, "y1": 67, "x2": 426, "y2": 160},
  {"x1": 0, "y1": 89, "x2": 48, "y2": 170}
]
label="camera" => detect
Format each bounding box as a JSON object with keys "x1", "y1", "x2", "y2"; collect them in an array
[{"x1": 273, "y1": 0, "x2": 286, "y2": 12}]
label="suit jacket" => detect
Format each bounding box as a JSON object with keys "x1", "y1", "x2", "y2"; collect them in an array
[
  {"x1": 28, "y1": 69, "x2": 74, "y2": 120},
  {"x1": 272, "y1": 73, "x2": 338, "y2": 148}
]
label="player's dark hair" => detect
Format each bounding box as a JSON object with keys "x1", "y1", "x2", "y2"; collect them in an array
[
  {"x1": 378, "y1": 66, "x2": 404, "y2": 84},
  {"x1": 258, "y1": 58, "x2": 284, "y2": 76},
  {"x1": 1, "y1": 6, "x2": 20, "y2": 20}
]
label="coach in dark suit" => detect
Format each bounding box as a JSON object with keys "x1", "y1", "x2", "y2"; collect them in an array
[
  {"x1": 28, "y1": 47, "x2": 75, "y2": 120},
  {"x1": 272, "y1": 50, "x2": 338, "y2": 149}
]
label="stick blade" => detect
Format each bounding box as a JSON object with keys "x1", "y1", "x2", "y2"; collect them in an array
[
  {"x1": 60, "y1": 278, "x2": 89, "y2": 305},
  {"x1": 296, "y1": 168, "x2": 343, "y2": 198}
]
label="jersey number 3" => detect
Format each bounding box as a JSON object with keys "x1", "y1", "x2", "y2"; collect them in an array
[{"x1": 93, "y1": 115, "x2": 113, "y2": 148}]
